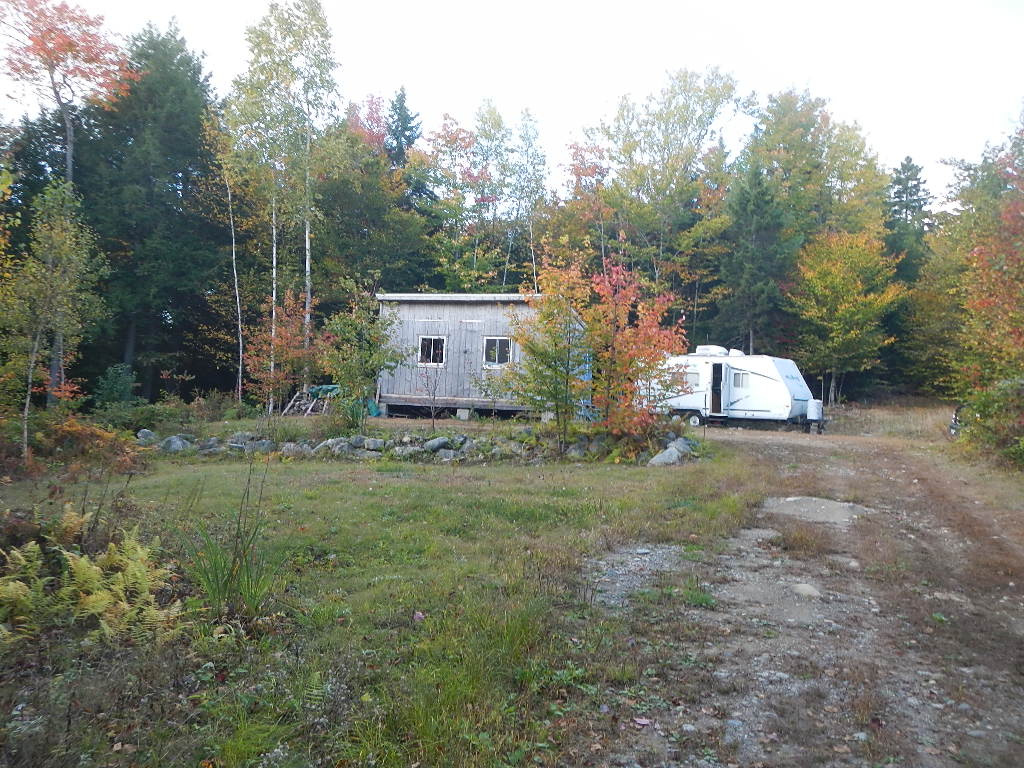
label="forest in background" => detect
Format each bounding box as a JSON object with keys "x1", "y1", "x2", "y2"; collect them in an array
[{"x1": 0, "y1": 0, "x2": 1022, "y2": 462}]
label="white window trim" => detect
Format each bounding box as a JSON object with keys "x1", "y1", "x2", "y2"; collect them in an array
[
  {"x1": 417, "y1": 335, "x2": 447, "y2": 367},
  {"x1": 482, "y1": 336, "x2": 512, "y2": 368},
  {"x1": 732, "y1": 371, "x2": 749, "y2": 389}
]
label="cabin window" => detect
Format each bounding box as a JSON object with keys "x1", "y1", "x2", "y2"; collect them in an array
[
  {"x1": 483, "y1": 337, "x2": 511, "y2": 366},
  {"x1": 418, "y1": 336, "x2": 446, "y2": 366},
  {"x1": 732, "y1": 371, "x2": 749, "y2": 389}
]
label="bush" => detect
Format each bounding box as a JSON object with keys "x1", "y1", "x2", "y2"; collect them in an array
[
  {"x1": 93, "y1": 364, "x2": 138, "y2": 407},
  {"x1": 963, "y1": 378, "x2": 1024, "y2": 466}
]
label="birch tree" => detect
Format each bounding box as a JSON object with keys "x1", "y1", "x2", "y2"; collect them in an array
[{"x1": 0, "y1": 182, "x2": 105, "y2": 461}]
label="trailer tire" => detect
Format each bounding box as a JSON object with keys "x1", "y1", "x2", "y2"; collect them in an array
[{"x1": 686, "y1": 412, "x2": 704, "y2": 428}]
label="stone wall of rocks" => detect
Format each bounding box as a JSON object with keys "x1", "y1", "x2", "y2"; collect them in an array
[{"x1": 136, "y1": 427, "x2": 700, "y2": 466}]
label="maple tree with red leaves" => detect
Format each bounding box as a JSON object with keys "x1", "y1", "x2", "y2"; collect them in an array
[
  {"x1": 0, "y1": 0, "x2": 134, "y2": 183},
  {"x1": 585, "y1": 260, "x2": 687, "y2": 437},
  {"x1": 244, "y1": 290, "x2": 322, "y2": 413},
  {"x1": 961, "y1": 140, "x2": 1024, "y2": 387}
]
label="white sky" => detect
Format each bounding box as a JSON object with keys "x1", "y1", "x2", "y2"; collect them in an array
[{"x1": 3, "y1": 0, "x2": 1023, "y2": 201}]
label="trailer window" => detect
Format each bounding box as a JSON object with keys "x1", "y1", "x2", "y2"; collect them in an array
[
  {"x1": 418, "y1": 336, "x2": 446, "y2": 366},
  {"x1": 732, "y1": 371, "x2": 749, "y2": 389},
  {"x1": 483, "y1": 337, "x2": 511, "y2": 366}
]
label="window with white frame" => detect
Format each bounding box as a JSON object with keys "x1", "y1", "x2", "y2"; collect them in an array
[
  {"x1": 732, "y1": 371, "x2": 749, "y2": 389},
  {"x1": 418, "y1": 336, "x2": 446, "y2": 365},
  {"x1": 483, "y1": 336, "x2": 511, "y2": 366}
]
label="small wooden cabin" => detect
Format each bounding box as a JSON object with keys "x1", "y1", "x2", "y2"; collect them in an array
[{"x1": 376, "y1": 293, "x2": 533, "y2": 413}]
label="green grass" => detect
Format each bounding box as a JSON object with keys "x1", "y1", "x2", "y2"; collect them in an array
[{"x1": 0, "y1": 441, "x2": 764, "y2": 767}]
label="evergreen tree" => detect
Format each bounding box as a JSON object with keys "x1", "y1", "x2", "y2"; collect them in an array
[
  {"x1": 884, "y1": 157, "x2": 932, "y2": 283},
  {"x1": 713, "y1": 160, "x2": 797, "y2": 354},
  {"x1": 384, "y1": 86, "x2": 421, "y2": 169},
  {"x1": 74, "y1": 25, "x2": 221, "y2": 395}
]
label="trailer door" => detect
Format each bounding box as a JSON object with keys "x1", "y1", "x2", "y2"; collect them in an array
[{"x1": 711, "y1": 363, "x2": 724, "y2": 414}]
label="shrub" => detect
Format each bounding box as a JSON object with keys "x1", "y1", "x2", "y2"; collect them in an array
[
  {"x1": 963, "y1": 377, "x2": 1024, "y2": 466},
  {"x1": 93, "y1": 363, "x2": 138, "y2": 407}
]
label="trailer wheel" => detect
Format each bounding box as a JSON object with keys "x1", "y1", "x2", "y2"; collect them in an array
[{"x1": 686, "y1": 412, "x2": 704, "y2": 428}]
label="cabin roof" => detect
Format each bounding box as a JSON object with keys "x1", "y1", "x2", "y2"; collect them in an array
[{"x1": 376, "y1": 292, "x2": 535, "y2": 303}]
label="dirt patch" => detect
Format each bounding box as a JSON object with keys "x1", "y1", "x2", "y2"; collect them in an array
[
  {"x1": 590, "y1": 429, "x2": 1024, "y2": 768},
  {"x1": 585, "y1": 545, "x2": 686, "y2": 608},
  {"x1": 762, "y1": 496, "x2": 874, "y2": 529}
]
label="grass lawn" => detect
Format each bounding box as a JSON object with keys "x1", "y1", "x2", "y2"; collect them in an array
[{"x1": 0, "y1": 439, "x2": 768, "y2": 767}]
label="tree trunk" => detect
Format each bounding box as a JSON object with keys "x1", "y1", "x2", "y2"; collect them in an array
[
  {"x1": 21, "y1": 326, "x2": 44, "y2": 464},
  {"x1": 302, "y1": 122, "x2": 312, "y2": 393},
  {"x1": 828, "y1": 368, "x2": 837, "y2": 407},
  {"x1": 269, "y1": 189, "x2": 278, "y2": 414},
  {"x1": 225, "y1": 177, "x2": 243, "y2": 402},
  {"x1": 47, "y1": 328, "x2": 63, "y2": 407},
  {"x1": 123, "y1": 317, "x2": 137, "y2": 367}
]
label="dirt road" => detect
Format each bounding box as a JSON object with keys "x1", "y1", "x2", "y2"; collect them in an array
[{"x1": 588, "y1": 429, "x2": 1024, "y2": 768}]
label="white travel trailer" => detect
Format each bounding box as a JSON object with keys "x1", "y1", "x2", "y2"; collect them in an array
[{"x1": 659, "y1": 345, "x2": 824, "y2": 431}]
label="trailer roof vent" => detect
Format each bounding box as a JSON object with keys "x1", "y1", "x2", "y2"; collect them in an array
[
  {"x1": 694, "y1": 344, "x2": 729, "y2": 356},
  {"x1": 728, "y1": 348, "x2": 745, "y2": 356}
]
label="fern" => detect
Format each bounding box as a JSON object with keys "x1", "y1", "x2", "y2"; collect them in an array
[{"x1": 0, "y1": 530, "x2": 184, "y2": 650}]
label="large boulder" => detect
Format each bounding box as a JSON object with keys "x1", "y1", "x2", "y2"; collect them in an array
[
  {"x1": 136, "y1": 428, "x2": 159, "y2": 446},
  {"x1": 436, "y1": 448, "x2": 458, "y2": 461},
  {"x1": 252, "y1": 439, "x2": 276, "y2": 453},
  {"x1": 424, "y1": 436, "x2": 451, "y2": 452},
  {"x1": 363, "y1": 437, "x2": 385, "y2": 452},
  {"x1": 392, "y1": 445, "x2": 424, "y2": 459},
  {"x1": 281, "y1": 442, "x2": 313, "y2": 458},
  {"x1": 348, "y1": 434, "x2": 367, "y2": 448},
  {"x1": 668, "y1": 437, "x2": 696, "y2": 456},
  {"x1": 159, "y1": 435, "x2": 192, "y2": 453},
  {"x1": 647, "y1": 446, "x2": 682, "y2": 466},
  {"x1": 312, "y1": 437, "x2": 348, "y2": 455}
]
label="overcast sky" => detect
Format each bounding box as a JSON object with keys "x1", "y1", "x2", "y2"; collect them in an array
[{"x1": 4, "y1": 0, "x2": 1022, "y2": 201}]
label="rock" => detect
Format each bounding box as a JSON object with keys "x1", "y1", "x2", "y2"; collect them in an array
[
  {"x1": 312, "y1": 437, "x2": 347, "y2": 455},
  {"x1": 853, "y1": 731, "x2": 869, "y2": 741},
  {"x1": 790, "y1": 583, "x2": 822, "y2": 599},
  {"x1": 198, "y1": 445, "x2": 226, "y2": 457},
  {"x1": 363, "y1": 437, "x2": 385, "y2": 452},
  {"x1": 230, "y1": 431, "x2": 255, "y2": 444},
  {"x1": 159, "y1": 435, "x2": 191, "y2": 453},
  {"x1": 348, "y1": 434, "x2": 367, "y2": 448},
  {"x1": 176, "y1": 433, "x2": 196, "y2": 442},
  {"x1": 461, "y1": 438, "x2": 478, "y2": 454},
  {"x1": 424, "y1": 436, "x2": 451, "y2": 452},
  {"x1": 436, "y1": 448, "x2": 457, "y2": 461},
  {"x1": 451, "y1": 434, "x2": 468, "y2": 448},
  {"x1": 680, "y1": 723, "x2": 697, "y2": 734},
  {"x1": 350, "y1": 448, "x2": 379, "y2": 460},
  {"x1": 565, "y1": 443, "x2": 587, "y2": 459},
  {"x1": 281, "y1": 442, "x2": 312, "y2": 458},
  {"x1": 668, "y1": 437, "x2": 694, "y2": 455},
  {"x1": 648, "y1": 446, "x2": 682, "y2": 466},
  {"x1": 136, "y1": 428, "x2": 159, "y2": 446},
  {"x1": 330, "y1": 441, "x2": 353, "y2": 456},
  {"x1": 392, "y1": 446, "x2": 424, "y2": 459},
  {"x1": 252, "y1": 439, "x2": 276, "y2": 453},
  {"x1": 197, "y1": 437, "x2": 221, "y2": 451}
]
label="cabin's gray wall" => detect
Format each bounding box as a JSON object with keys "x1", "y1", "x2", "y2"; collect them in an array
[{"x1": 378, "y1": 300, "x2": 530, "y2": 407}]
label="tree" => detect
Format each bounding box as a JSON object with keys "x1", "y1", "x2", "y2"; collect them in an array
[
  {"x1": 0, "y1": 181, "x2": 105, "y2": 461},
  {"x1": 885, "y1": 157, "x2": 932, "y2": 283},
  {"x1": 714, "y1": 158, "x2": 798, "y2": 354},
  {"x1": 384, "y1": 86, "x2": 420, "y2": 169},
  {"x1": 507, "y1": 258, "x2": 591, "y2": 453},
  {"x1": 584, "y1": 260, "x2": 687, "y2": 437},
  {"x1": 960, "y1": 137, "x2": 1024, "y2": 388},
  {"x1": 0, "y1": 0, "x2": 132, "y2": 184},
  {"x1": 244, "y1": 291, "x2": 319, "y2": 412},
  {"x1": 787, "y1": 232, "x2": 905, "y2": 405},
  {"x1": 74, "y1": 25, "x2": 220, "y2": 396},
  {"x1": 320, "y1": 287, "x2": 403, "y2": 403}
]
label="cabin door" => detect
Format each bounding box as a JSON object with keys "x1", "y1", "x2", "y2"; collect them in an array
[{"x1": 711, "y1": 363, "x2": 724, "y2": 414}]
